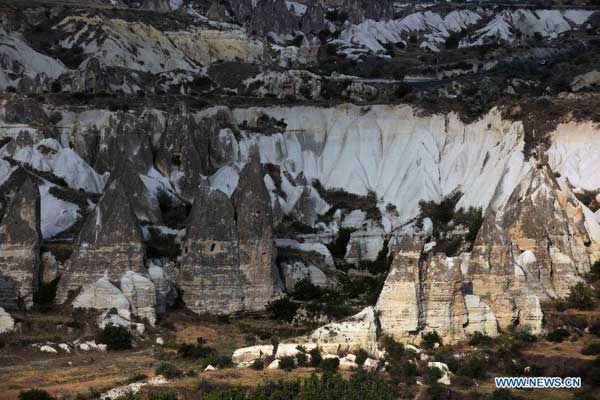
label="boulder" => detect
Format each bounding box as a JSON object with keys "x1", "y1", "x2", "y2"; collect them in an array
[
  {"x1": 40, "y1": 345, "x2": 57, "y2": 353},
  {"x1": 427, "y1": 361, "x2": 452, "y2": 385},
  {"x1": 72, "y1": 278, "x2": 131, "y2": 319},
  {"x1": 274, "y1": 343, "x2": 316, "y2": 359},
  {"x1": 308, "y1": 307, "x2": 378, "y2": 355},
  {"x1": 120, "y1": 271, "x2": 157, "y2": 325},
  {"x1": 232, "y1": 345, "x2": 274, "y2": 365},
  {"x1": 0, "y1": 307, "x2": 15, "y2": 333},
  {"x1": 147, "y1": 261, "x2": 177, "y2": 315}
]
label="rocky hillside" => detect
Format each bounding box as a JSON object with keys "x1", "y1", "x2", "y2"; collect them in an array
[{"x1": 2, "y1": 0, "x2": 600, "y2": 399}]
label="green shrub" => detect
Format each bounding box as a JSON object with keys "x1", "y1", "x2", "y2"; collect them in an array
[
  {"x1": 327, "y1": 228, "x2": 355, "y2": 259},
  {"x1": 566, "y1": 283, "x2": 597, "y2": 310},
  {"x1": 423, "y1": 366, "x2": 443, "y2": 384},
  {"x1": 582, "y1": 342, "x2": 600, "y2": 355},
  {"x1": 589, "y1": 260, "x2": 600, "y2": 281},
  {"x1": 266, "y1": 297, "x2": 299, "y2": 323},
  {"x1": 148, "y1": 392, "x2": 177, "y2": 400},
  {"x1": 590, "y1": 319, "x2": 600, "y2": 336},
  {"x1": 355, "y1": 349, "x2": 369, "y2": 366},
  {"x1": 18, "y1": 390, "x2": 55, "y2": 400},
  {"x1": 401, "y1": 361, "x2": 418, "y2": 384},
  {"x1": 587, "y1": 367, "x2": 600, "y2": 387},
  {"x1": 177, "y1": 337, "x2": 216, "y2": 359},
  {"x1": 296, "y1": 352, "x2": 308, "y2": 367},
  {"x1": 250, "y1": 359, "x2": 264, "y2": 370},
  {"x1": 126, "y1": 373, "x2": 148, "y2": 383},
  {"x1": 469, "y1": 331, "x2": 493, "y2": 346},
  {"x1": 97, "y1": 324, "x2": 132, "y2": 350},
  {"x1": 457, "y1": 356, "x2": 487, "y2": 379},
  {"x1": 547, "y1": 328, "x2": 570, "y2": 343},
  {"x1": 155, "y1": 362, "x2": 183, "y2": 379},
  {"x1": 115, "y1": 392, "x2": 137, "y2": 400},
  {"x1": 309, "y1": 347, "x2": 322, "y2": 367},
  {"x1": 279, "y1": 356, "x2": 297, "y2": 371},
  {"x1": 382, "y1": 335, "x2": 404, "y2": 358},
  {"x1": 320, "y1": 357, "x2": 339, "y2": 372},
  {"x1": 562, "y1": 315, "x2": 588, "y2": 330},
  {"x1": 421, "y1": 331, "x2": 442, "y2": 350},
  {"x1": 465, "y1": 207, "x2": 484, "y2": 242},
  {"x1": 292, "y1": 278, "x2": 326, "y2": 301}
]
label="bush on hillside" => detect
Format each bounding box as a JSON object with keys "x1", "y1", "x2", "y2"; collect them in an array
[
  {"x1": 97, "y1": 324, "x2": 132, "y2": 350},
  {"x1": 566, "y1": 283, "x2": 597, "y2": 310},
  {"x1": 155, "y1": 362, "x2": 183, "y2": 379},
  {"x1": 18, "y1": 390, "x2": 55, "y2": 400}
]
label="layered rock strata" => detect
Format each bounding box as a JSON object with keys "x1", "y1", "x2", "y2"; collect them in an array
[
  {"x1": 56, "y1": 179, "x2": 146, "y2": 303},
  {"x1": 176, "y1": 180, "x2": 245, "y2": 314},
  {"x1": 0, "y1": 178, "x2": 41, "y2": 310}
]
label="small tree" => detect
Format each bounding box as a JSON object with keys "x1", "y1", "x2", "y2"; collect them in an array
[
  {"x1": 97, "y1": 324, "x2": 132, "y2": 350},
  {"x1": 421, "y1": 331, "x2": 442, "y2": 350},
  {"x1": 566, "y1": 283, "x2": 596, "y2": 310},
  {"x1": 18, "y1": 390, "x2": 55, "y2": 400},
  {"x1": 279, "y1": 356, "x2": 297, "y2": 371},
  {"x1": 320, "y1": 357, "x2": 339, "y2": 373},
  {"x1": 309, "y1": 347, "x2": 322, "y2": 367},
  {"x1": 355, "y1": 349, "x2": 369, "y2": 366}
]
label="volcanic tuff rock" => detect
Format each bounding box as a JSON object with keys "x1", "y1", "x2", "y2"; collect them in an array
[
  {"x1": 307, "y1": 306, "x2": 379, "y2": 355},
  {"x1": 0, "y1": 178, "x2": 41, "y2": 310},
  {"x1": 233, "y1": 154, "x2": 281, "y2": 311},
  {"x1": 0, "y1": 307, "x2": 15, "y2": 333},
  {"x1": 376, "y1": 165, "x2": 596, "y2": 344},
  {"x1": 176, "y1": 179, "x2": 245, "y2": 315},
  {"x1": 56, "y1": 178, "x2": 145, "y2": 303}
]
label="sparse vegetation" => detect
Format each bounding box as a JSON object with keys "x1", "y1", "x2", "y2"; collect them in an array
[
  {"x1": 582, "y1": 342, "x2": 600, "y2": 355},
  {"x1": 566, "y1": 283, "x2": 597, "y2": 310},
  {"x1": 279, "y1": 356, "x2": 297, "y2": 371},
  {"x1": 547, "y1": 327, "x2": 570, "y2": 343},
  {"x1": 320, "y1": 357, "x2": 340, "y2": 373},
  {"x1": 155, "y1": 362, "x2": 183, "y2": 379},
  {"x1": 18, "y1": 390, "x2": 55, "y2": 400},
  {"x1": 148, "y1": 392, "x2": 178, "y2": 400},
  {"x1": 421, "y1": 331, "x2": 442, "y2": 350},
  {"x1": 97, "y1": 324, "x2": 132, "y2": 350},
  {"x1": 266, "y1": 297, "x2": 300, "y2": 323}
]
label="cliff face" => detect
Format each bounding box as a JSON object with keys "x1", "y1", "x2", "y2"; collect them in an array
[
  {"x1": 56, "y1": 178, "x2": 146, "y2": 304},
  {"x1": 0, "y1": 178, "x2": 41, "y2": 310},
  {"x1": 375, "y1": 164, "x2": 597, "y2": 344},
  {"x1": 176, "y1": 180, "x2": 245, "y2": 315}
]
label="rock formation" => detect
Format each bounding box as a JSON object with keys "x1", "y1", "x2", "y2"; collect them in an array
[
  {"x1": 233, "y1": 155, "x2": 281, "y2": 311},
  {"x1": 0, "y1": 307, "x2": 15, "y2": 333},
  {"x1": 0, "y1": 178, "x2": 41, "y2": 310},
  {"x1": 56, "y1": 178, "x2": 145, "y2": 303},
  {"x1": 376, "y1": 165, "x2": 596, "y2": 344},
  {"x1": 176, "y1": 180, "x2": 245, "y2": 315}
]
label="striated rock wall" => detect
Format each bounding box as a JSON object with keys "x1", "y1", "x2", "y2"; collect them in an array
[
  {"x1": 0, "y1": 178, "x2": 41, "y2": 310},
  {"x1": 233, "y1": 155, "x2": 281, "y2": 311},
  {"x1": 176, "y1": 180, "x2": 245, "y2": 314},
  {"x1": 56, "y1": 179, "x2": 146, "y2": 303},
  {"x1": 377, "y1": 165, "x2": 597, "y2": 344}
]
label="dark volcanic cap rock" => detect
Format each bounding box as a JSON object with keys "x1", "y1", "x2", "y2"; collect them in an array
[
  {"x1": 56, "y1": 177, "x2": 146, "y2": 304},
  {"x1": 0, "y1": 177, "x2": 41, "y2": 310}
]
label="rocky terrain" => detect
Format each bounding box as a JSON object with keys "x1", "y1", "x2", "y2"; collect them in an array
[{"x1": 2, "y1": 0, "x2": 600, "y2": 399}]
